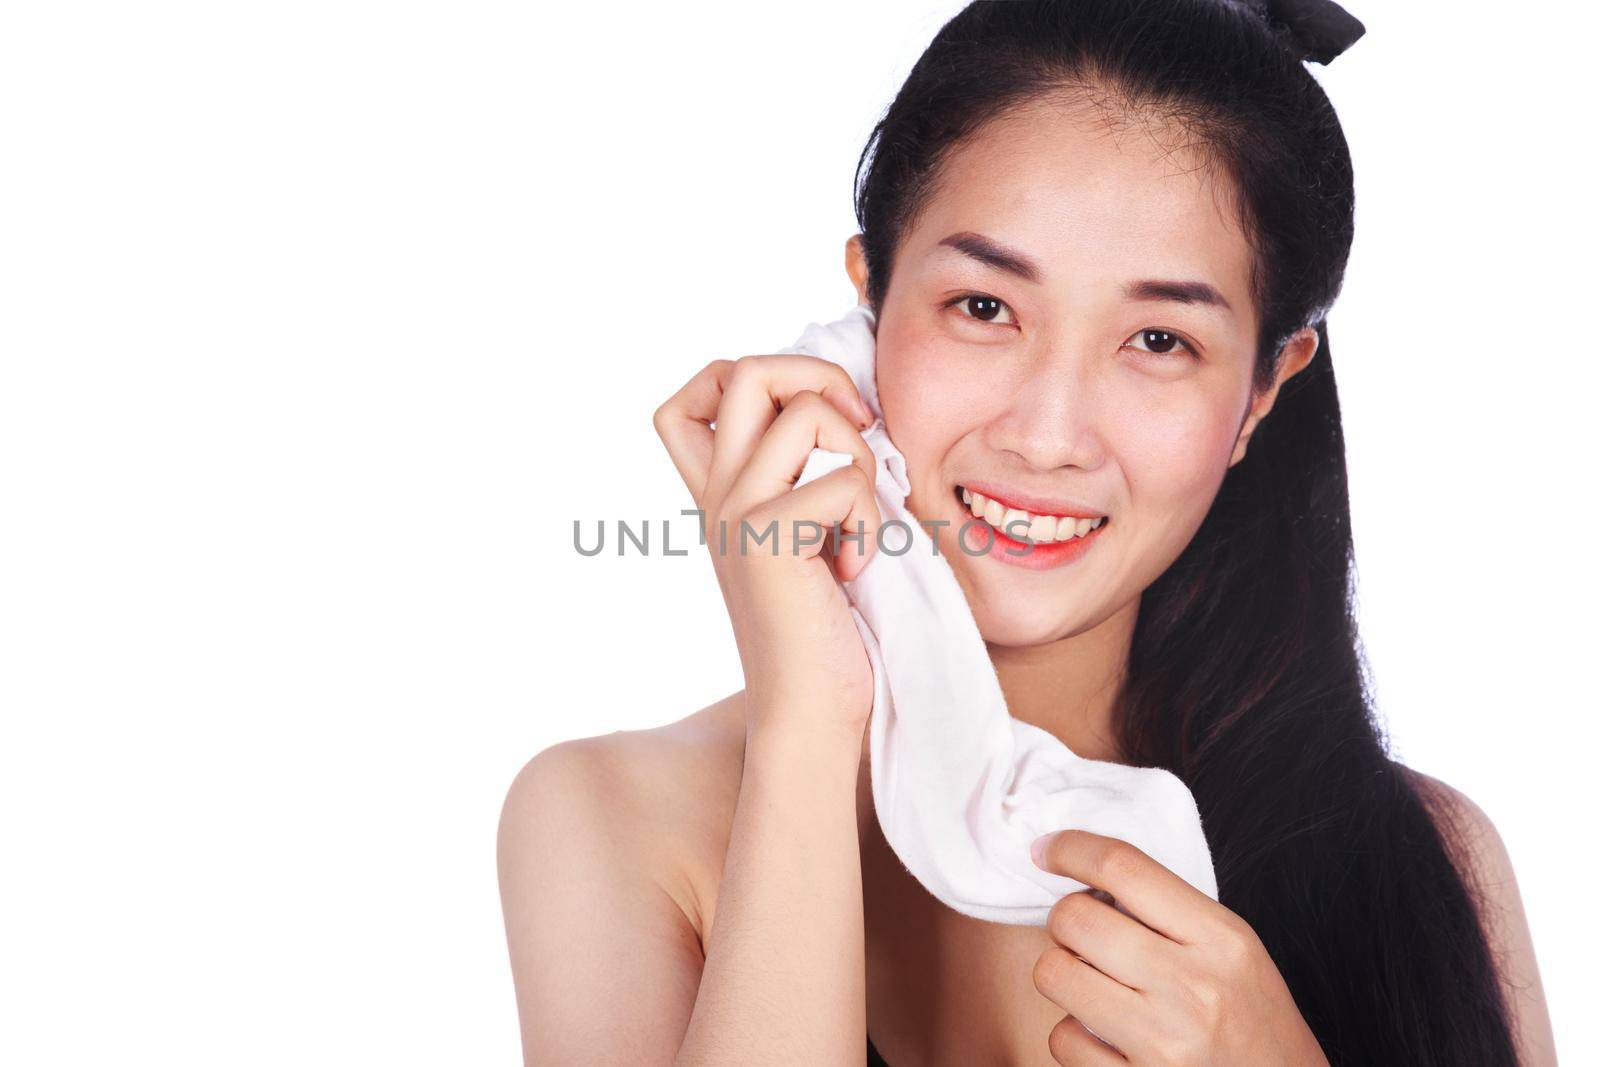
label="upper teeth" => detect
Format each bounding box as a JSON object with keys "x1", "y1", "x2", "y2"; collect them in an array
[{"x1": 959, "y1": 486, "x2": 1105, "y2": 542}]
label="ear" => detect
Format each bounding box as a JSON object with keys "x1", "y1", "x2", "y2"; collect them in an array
[
  {"x1": 845, "y1": 234, "x2": 870, "y2": 306},
  {"x1": 1229, "y1": 326, "x2": 1320, "y2": 468}
]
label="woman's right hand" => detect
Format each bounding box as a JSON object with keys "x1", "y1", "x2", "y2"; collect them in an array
[{"x1": 654, "y1": 354, "x2": 883, "y2": 741}]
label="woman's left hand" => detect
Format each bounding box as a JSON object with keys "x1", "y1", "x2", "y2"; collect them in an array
[{"x1": 1028, "y1": 829, "x2": 1329, "y2": 1066}]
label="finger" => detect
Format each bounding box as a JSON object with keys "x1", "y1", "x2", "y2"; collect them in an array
[
  {"x1": 1045, "y1": 889, "x2": 1175, "y2": 991},
  {"x1": 721, "y1": 391, "x2": 879, "y2": 550},
  {"x1": 653, "y1": 359, "x2": 736, "y2": 510},
  {"x1": 1046, "y1": 1015, "x2": 1127, "y2": 1066},
  {"x1": 1032, "y1": 830, "x2": 1212, "y2": 944},
  {"x1": 1032, "y1": 946, "x2": 1143, "y2": 1056},
  {"x1": 743, "y1": 461, "x2": 880, "y2": 581},
  {"x1": 704, "y1": 355, "x2": 873, "y2": 506}
]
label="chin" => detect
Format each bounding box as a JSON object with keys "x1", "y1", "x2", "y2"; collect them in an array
[{"x1": 968, "y1": 597, "x2": 1084, "y2": 648}]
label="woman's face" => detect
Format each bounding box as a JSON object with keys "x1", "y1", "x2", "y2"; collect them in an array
[{"x1": 851, "y1": 96, "x2": 1314, "y2": 647}]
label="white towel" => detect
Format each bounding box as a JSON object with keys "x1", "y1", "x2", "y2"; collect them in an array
[{"x1": 781, "y1": 302, "x2": 1219, "y2": 926}]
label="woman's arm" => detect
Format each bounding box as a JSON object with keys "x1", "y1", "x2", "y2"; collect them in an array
[
  {"x1": 497, "y1": 713, "x2": 869, "y2": 1066},
  {"x1": 1406, "y1": 767, "x2": 1559, "y2": 1067},
  {"x1": 674, "y1": 716, "x2": 867, "y2": 1065},
  {"x1": 502, "y1": 351, "x2": 883, "y2": 1061}
]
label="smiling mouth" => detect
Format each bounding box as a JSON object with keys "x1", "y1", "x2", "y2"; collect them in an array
[{"x1": 952, "y1": 484, "x2": 1109, "y2": 544}]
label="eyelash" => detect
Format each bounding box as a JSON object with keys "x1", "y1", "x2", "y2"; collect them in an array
[{"x1": 941, "y1": 292, "x2": 1201, "y2": 360}]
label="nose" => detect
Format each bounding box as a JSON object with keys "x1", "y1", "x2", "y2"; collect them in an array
[{"x1": 982, "y1": 352, "x2": 1107, "y2": 474}]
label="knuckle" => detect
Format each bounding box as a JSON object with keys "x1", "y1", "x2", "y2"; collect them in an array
[
  {"x1": 1094, "y1": 839, "x2": 1144, "y2": 884},
  {"x1": 1031, "y1": 947, "x2": 1070, "y2": 994},
  {"x1": 1214, "y1": 924, "x2": 1258, "y2": 974},
  {"x1": 1047, "y1": 1016, "x2": 1076, "y2": 1060},
  {"x1": 784, "y1": 388, "x2": 825, "y2": 413},
  {"x1": 651, "y1": 401, "x2": 674, "y2": 434},
  {"x1": 706, "y1": 357, "x2": 742, "y2": 393},
  {"x1": 1048, "y1": 891, "x2": 1101, "y2": 944},
  {"x1": 824, "y1": 461, "x2": 868, "y2": 494},
  {"x1": 1173, "y1": 965, "x2": 1226, "y2": 1025},
  {"x1": 1151, "y1": 1033, "x2": 1206, "y2": 1067}
]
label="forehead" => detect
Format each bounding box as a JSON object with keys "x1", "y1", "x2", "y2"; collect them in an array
[{"x1": 904, "y1": 95, "x2": 1254, "y2": 305}]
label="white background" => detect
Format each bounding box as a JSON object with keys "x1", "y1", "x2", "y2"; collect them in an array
[{"x1": 3, "y1": 2, "x2": 1594, "y2": 1063}]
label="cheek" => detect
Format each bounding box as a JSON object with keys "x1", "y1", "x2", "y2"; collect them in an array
[
  {"x1": 874, "y1": 323, "x2": 972, "y2": 465},
  {"x1": 1109, "y1": 389, "x2": 1241, "y2": 520}
]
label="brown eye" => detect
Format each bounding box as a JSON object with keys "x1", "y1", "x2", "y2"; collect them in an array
[
  {"x1": 1125, "y1": 328, "x2": 1197, "y2": 359},
  {"x1": 948, "y1": 294, "x2": 1016, "y2": 326}
]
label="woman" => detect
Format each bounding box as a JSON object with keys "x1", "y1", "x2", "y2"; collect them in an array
[{"x1": 499, "y1": 1, "x2": 1555, "y2": 1063}]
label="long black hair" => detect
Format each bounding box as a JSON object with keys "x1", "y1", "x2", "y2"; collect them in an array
[{"x1": 853, "y1": 2, "x2": 1520, "y2": 1063}]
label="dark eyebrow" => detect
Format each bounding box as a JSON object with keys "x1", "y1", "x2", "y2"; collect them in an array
[
  {"x1": 937, "y1": 231, "x2": 1233, "y2": 315},
  {"x1": 935, "y1": 231, "x2": 1042, "y2": 284},
  {"x1": 1121, "y1": 278, "x2": 1234, "y2": 314}
]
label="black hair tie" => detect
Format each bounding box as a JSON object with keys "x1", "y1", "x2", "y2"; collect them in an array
[{"x1": 1244, "y1": 0, "x2": 1366, "y2": 65}]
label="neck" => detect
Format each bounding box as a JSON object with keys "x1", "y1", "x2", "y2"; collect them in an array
[{"x1": 985, "y1": 598, "x2": 1138, "y2": 764}]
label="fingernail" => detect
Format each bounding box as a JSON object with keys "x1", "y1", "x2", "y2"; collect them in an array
[{"x1": 1030, "y1": 833, "x2": 1051, "y2": 867}]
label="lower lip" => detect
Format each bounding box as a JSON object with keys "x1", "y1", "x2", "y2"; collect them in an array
[{"x1": 953, "y1": 490, "x2": 1107, "y2": 571}]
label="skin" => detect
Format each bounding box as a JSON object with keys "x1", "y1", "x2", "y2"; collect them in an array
[
  {"x1": 498, "y1": 90, "x2": 1557, "y2": 1065},
  {"x1": 853, "y1": 93, "x2": 1313, "y2": 762},
  {"x1": 841, "y1": 92, "x2": 1333, "y2": 1064}
]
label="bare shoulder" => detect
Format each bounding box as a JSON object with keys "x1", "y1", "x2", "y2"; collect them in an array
[
  {"x1": 497, "y1": 688, "x2": 748, "y2": 947},
  {"x1": 495, "y1": 691, "x2": 749, "y2": 1063},
  {"x1": 537, "y1": 694, "x2": 742, "y2": 921},
  {"x1": 1400, "y1": 765, "x2": 1558, "y2": 1067}
]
